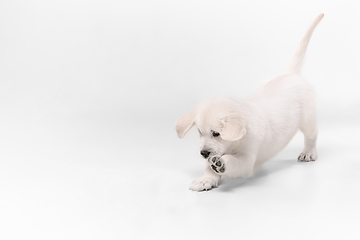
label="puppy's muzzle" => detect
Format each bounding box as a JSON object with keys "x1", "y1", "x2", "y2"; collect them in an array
[{"x1": 200, "y1": 150, "x2": 211, "y2": 159}]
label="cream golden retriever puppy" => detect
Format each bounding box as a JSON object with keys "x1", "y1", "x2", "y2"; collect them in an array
[{"x1": 175, "y1": 14, "x2": 324, "y2": 191}]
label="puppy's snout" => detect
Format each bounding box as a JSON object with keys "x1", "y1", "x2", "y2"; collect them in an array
[{"x1": 200, "y1": 150, "x2": 211, "y2": 158}]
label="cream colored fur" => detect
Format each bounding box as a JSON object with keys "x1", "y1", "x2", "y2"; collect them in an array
[{"x1": 175, "y1": 14, "x2": 324, "y2": 191}]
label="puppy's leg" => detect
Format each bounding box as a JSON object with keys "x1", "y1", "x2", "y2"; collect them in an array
[
  {"x1": 189, "y1": 165, "x2": 221, "y2": 191},
  {"x1": 298, "y1": 99, "x2": 318, "y2": 162},
  {"x1": 208, "y1": 154, "x2": 255, "y2": 178}
]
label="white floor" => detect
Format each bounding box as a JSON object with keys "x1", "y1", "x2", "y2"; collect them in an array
[
  {"x1": 1, "y1": 2, "x2": 360, "y2": 238},
  {"x1": 1, "y1": 113, "x2": 360, "y2": 240}
]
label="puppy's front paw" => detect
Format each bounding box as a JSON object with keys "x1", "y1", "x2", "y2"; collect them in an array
[
  {"x1": 189, "y1": 177, "x2": 219, "y2": 191},
  {"x1": 208, "y1": 155, "x2": 226, "y2": 175},
  {"x1": 298, "y1": 152, "x2": 317, "y2": 162}
]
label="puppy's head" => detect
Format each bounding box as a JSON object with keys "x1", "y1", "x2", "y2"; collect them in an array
[{"x1": 175, "y1": 98, "x2": 246, "y2": 158}]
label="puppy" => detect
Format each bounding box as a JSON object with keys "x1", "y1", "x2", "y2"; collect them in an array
[{"x1": 175, "y1": 14, "x2": 324, "y2": 191}]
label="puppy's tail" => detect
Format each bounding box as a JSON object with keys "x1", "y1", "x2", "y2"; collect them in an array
[{"x1": 286, "y1": 13, "x2": 324, "y2": 74}]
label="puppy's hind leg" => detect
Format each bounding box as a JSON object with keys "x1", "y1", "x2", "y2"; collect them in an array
[{"x1": 298, "y1": 97, "x2": 318, "y2": 162}]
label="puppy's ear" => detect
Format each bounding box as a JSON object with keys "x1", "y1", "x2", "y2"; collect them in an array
[
  {"x1": 175, "y1": 110, "x2": 196, "y2": 138},
  {"x1": 221, "y1": 114, "x2": 246, "y2": 141}
]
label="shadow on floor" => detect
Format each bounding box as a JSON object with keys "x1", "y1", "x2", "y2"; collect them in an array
[{"x1": 217, "y1": 158, "x2": 297, "y2": 192}]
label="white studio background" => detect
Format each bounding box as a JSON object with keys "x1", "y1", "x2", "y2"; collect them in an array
[{"x1": 1, "y1": 0, "x2": 360, "y2": 240}]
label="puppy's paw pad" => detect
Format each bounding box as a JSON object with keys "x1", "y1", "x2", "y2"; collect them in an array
[
  {"x1": 298, "y1": 152, "x2": 317, "y2": 162},
  {"x1": 208, "y1": 155, "x2": 226, "y2": 174},
  {"x1": 189, "y1": 177, "x2": 218, "y2": 192}
]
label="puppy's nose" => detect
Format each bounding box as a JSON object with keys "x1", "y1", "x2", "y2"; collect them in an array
[{"x1": 200, "y1": 150, "x2": 211, "y2": 158}]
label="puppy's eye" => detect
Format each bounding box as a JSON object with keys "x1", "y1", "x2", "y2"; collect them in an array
[
  {"x1": 198, "y1": 129, "x2": 202, "y2": 135},
  {"x1": 212, "y1": 131, "x2": 220, "y2": 137}
]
